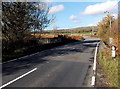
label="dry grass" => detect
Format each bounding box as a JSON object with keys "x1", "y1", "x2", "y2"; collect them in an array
[
  {"x1": 90, "y1": 35, "x2": 99, "y2": 38},
  {"x1": 31, "y1": 34, "x2": 85, "y2": 41},
  {"x1": 31, "y1": 34, "x2": 58, "y2": 38},
  {"x1": 66, "y1": 35, "x2": 85, "y2": 40}
]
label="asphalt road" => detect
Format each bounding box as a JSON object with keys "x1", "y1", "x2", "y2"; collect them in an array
[{"x1": 2, "y1": 36, "x2": 100, "y2": 87}]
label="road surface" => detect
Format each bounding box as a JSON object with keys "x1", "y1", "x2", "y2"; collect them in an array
[{"x1": 2, "y1": 36, "x2": 100, "y2": 87}]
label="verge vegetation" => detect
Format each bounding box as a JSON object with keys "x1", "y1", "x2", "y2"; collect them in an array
[
  {"x1": 98, "y1": 51, "x2": 119, "y2": 87},
  {"x1": 97, "y1": 13, "x2": 119, "y2": 87},
  {"x1": 97, "y1": 14, "x2": 119, "y2": 55}
]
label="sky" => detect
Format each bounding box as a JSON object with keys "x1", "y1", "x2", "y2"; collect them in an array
[
  {"x1": 43, "y1": 0, "x2": 119, "y2": 30},
  {"x1": 3, "y1": 0, "x2": 119, "y2": 30}
]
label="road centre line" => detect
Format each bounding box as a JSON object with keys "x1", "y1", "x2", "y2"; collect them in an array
[{"x1": 0, "y1": 68, "x2": 37, "y2": 88}]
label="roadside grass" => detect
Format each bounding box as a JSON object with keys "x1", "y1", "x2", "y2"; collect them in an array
[{"x1": 98, "y1": 52, "x2": 119, "y2": 87}]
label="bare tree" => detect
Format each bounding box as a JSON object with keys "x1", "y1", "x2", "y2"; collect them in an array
[{"x1": 32, "y1": 2, "x2": 55, "y2": 37}]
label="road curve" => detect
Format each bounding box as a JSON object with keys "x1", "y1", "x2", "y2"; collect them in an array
[{"x1": 2, "y1": 37, "x2": 100, "y2": 87}]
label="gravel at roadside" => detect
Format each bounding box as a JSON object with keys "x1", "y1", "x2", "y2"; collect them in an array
[{"x1": 95, "y1": 41, "x2": 109, "y2": 87}]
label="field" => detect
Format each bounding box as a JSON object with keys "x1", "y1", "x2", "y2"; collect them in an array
[{"x1": 31, "y1": 34, "x2": 85, "y2": 40}]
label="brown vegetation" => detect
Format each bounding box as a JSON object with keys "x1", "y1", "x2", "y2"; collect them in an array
[
  {"x1": 97, "y1": 14, "x2": 120, "y2": 55},
  {"x1": 31, "y1": 34, "x2": 85, "y2": 40},
  {"x1": 31, "y1": 34, "x2": 58, "y2": 38},
  {"x1": 65, "y1": 35, "x2": 85, "y2": 40}
]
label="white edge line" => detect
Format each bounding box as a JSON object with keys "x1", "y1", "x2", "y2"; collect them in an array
[
  {"x1": 91, "y1": 76, "x2": 95, "y2": 86},
  {"x1": 93, "y1": 42, "x2": 99, "y2": 72},
  {"x1": 1, "y1": 52, "x2": 40, "y2": 64},
  {"x1": 91, "y1": 42, "x2": 100, "y2": 86},
  {"x1": 0, "y1": 68, "x2": 37, "y2": 88}
]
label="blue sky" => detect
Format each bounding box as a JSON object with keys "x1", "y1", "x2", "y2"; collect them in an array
[{"x1": 45, "y1": 0, "x2": 118, "y2": 30}]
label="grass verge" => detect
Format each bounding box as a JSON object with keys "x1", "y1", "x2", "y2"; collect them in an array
[{"x1": 98, "y1": 52, "x2": 119, "y2": 87}]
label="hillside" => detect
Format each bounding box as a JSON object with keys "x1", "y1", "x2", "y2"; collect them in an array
[{"x1": 43, "y1": 26, "x2": 98, "y2": 34}]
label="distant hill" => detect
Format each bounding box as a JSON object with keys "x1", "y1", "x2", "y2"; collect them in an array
[
  {"x1": 68, "y1": 26, "x2": 98, "y2": 31},
  {"x1": 44, "y1": 26, "x2": 98, "y2": 34}
]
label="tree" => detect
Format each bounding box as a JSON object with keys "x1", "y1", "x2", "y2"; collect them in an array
[
  {"x1": 97, "y1": 14, "x2": 115, "y2": 45},
  {"x1": 32, "y1": 2, "x2": 55, "y2": 37},
  {"x1": 2, "y1": 2, "x2": 34, "y2": 41},
  {"x1": 2, "y1": 2, "x2": 54, "y2": 52}
]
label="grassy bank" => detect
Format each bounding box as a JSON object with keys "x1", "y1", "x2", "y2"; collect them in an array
[{"x1": 98, "y1": 52, "x2": 119, "y2": 87}]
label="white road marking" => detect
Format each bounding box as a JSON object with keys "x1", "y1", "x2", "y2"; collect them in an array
[
  {"x1": 0, "y1": 58, "x2": 18, "y2": 64},
  {"x1": 1, "y1": 52, "x2": 40, "y2": 64},
  {"x1": 91, "y1": 76, "x2": 95, "y2": 86},
  {"x1": 93, "y1": 42, "x2": 99, "y2": 73},
  {"x1": 91, "y1": 42, "x2": 100, "y2": 86},
  {"x1": 0, "y1": 68, "x2": 37, "y2": 88}
]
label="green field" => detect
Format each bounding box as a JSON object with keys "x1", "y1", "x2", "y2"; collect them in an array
[{"x1": 52, "y1": 32, "x2": 96, "y2": 35}]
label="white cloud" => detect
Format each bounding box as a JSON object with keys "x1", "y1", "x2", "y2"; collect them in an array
[
  {"x1": 87, "y1": 24, "x2": 94, "y2": 26},
  {"x1": 82, "y1": 1, "x2": 118, "y2": 15},
  {"x1": 70, "y1": 15, "x2": 77, "y2": 20},
  {"x1": 48, "y1": 5, "x2": 64, "y2": 14},
  {"x1": 111, "y1": 13, "x2": 118, "y2": 19},
  {"x1": 69, "y1": 15, "x2": 80, "y2": 24},
  {"x1": 73, "y1": 19, "x2": 81, "y2": 24}
]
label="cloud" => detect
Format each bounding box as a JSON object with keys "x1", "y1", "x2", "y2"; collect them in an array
[
  {"x1": 82, "y1": 1, "x2": 118, "y2": 15},
  {"x1": 73, "y1": 19, "x2": 81, "y2": 24},
  {"x1": 69, "y1": 15, "x2": 80, "y2": 24},
  {"x1": 70, "y1": 15, "x2": 77, "y2": 20},
  {"x1": 87, "y1": 24, "x2": 94, "y2": 26},
  {"x1": 48, "y1": 5, "x2": 64, "y2": 14},
  {"x1": 111, "y1": 13, "x2": 118, "y2": 19}
]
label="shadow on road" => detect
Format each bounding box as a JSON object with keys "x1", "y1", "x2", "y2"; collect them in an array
[
  {"x1": 2, "y1": 58, "x2": 47, "y2": 75},
  {"x1": 82, "y1": 40, "x2": 100, "y2": 43},
  {"x1": 2, "y1": 39, "x2": 100, "y2": 75}
]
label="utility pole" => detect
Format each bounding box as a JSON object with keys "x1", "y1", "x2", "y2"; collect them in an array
[
  {"x1": 104, "y1": 11, "x2": 114, "y2": 45},
  {"x1": 104, "y1": 11, "x2": 111, "y2": 36},
  {"x1": 104, "y1": 11, "x2": 116, "y2": 58}
]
